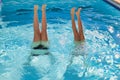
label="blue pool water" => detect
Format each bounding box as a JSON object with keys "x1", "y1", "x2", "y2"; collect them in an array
[{"x1": 0, "y1": 0, "x2": 120, "y2": 80}]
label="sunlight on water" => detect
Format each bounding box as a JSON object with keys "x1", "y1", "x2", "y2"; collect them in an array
[
  {"x1": 0, "y1": 21, "x2": 120, "y2": 80},
  {"x1": 0, "y1": 0, "x2": 120, "y2": 80}
]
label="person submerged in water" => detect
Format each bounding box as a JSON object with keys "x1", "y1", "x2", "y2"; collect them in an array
[
  {"x1": 70, "y1": 7, "x2": 85, "y2": 41},
  {"x1": 31, "y1": 4, "x2": 49, "y2": 56},
  {"x1": 31, "y1": 5, "x2": 85, "y2": 55}
]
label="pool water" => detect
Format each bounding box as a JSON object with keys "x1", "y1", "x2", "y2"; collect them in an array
[{"x1": 0, "y1": 0, "x2": 120, "y2": 80}]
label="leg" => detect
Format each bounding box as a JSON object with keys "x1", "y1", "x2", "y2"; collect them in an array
[
  {"x1": 114, "y1": 0, "x2": 120, "y2": 4},
  {"x1": 33, "y1": 5, "x2": 41, "y2": 42},
  {"x1": 70, "y1": 7, "x2": 80, "y2": 41},
  {"x1": 41, "y1": 4, "x2": 48, "y2": 41},
  {"x1": 76, "y1": 8, "x2": 85, "y2": 41}
]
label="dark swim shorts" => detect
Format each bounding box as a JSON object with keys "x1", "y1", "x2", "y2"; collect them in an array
[{"x1": 31, "y1": 41, "x2": 49, "y2": 56}]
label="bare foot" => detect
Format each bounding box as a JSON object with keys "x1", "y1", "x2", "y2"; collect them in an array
[
  {"x1": 76, "y1": 8, "x2": 82, "y2": 17},
  {"x1": 34, "y1": 5, "x2": 38, "y2": 11},
  {"x1": 71, "y1": 7, "x2": 75, "y2": 16},
  {"x1": 42, "y1": 4, "x2": 46, "y2": 11}
]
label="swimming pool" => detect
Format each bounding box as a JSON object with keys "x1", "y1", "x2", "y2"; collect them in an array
[{"x1": 0, "y1": 0, "x2": 120, "y2": 80}]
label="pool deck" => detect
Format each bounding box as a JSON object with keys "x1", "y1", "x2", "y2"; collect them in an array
[{"x1": 103, "y1": 0, "x2": 120, "y2": 10}]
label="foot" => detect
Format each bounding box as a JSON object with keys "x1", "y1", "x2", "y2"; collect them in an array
[
  {"x1": 114, "y1": 0, "x2": 120, "y2": 4},
  {"x1": 42, "y1": 4, "x2": 46, "y2": 11},
  {"x1": 34, "y1": 5, "x2": 38, "y2": 12},
  {"x1": 71, "y1": 7, "x2": 75, "y2": 16},
  {"x1": 76, "y1": 8, "x2": 82, "y2": 17}
]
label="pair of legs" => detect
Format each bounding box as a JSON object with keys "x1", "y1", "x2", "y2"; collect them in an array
[
  {"x1": 71, "y1": 8, "x2": 85, "y2": 41},
  {"x1": 33, "y1": 5, "x2": 85, "y2": 42},
  {"x1": 33, "y1": 5, "x2": 48, "y2": 42}
]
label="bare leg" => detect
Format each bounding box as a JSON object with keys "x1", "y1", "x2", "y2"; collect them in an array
[
  {"x1": 33, "y1": 5, "x2": 41, "y2": 42},
  {"x1": 41, "y1": 4, "x2": 48, "y2": 41},
  {"x1": 70, "y1": 7, "x2": 80, "y2": 41},
  {"x1": 76, "y1": 8, "x2": 85, "y2": 41},
  {"x1": 114, "y1": 0, "x2": 120, "y2": 4}
]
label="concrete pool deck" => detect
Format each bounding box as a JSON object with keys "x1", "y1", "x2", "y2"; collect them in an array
[{"x1": 103, "y1": 0, "x2": 120, "y2": 10}]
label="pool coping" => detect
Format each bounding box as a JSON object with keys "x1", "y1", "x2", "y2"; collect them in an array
[{"x1": 103, "y1": 0, "x2": 120, "y2": 10}]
